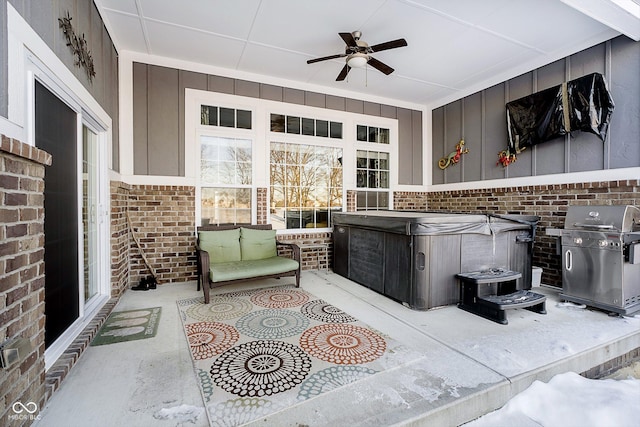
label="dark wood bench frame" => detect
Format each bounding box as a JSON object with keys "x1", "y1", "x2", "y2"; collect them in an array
[{"x1": 195, "y1": 224, "x2": 301, "y2": 303}]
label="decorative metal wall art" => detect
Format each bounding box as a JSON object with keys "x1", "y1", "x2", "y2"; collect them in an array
[
  {"x1": 438, "y1": 139, "x2": 469, "y2": 169},
  {"x1": 58, "y1": 11, "x2": 96, "y2": 82}
]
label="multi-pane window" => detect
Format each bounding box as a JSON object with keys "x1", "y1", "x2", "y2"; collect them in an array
[
  {"x1": 357, "y1": 125, "x2": 389, "y2": 144},
  {"x1": 202, "y1": 105, "x2": 252, "y2": 129},
  {"x1": 356, "y1": 150, "x2": 390, "y2": 210},
  {"x1": 270, "y1": 114, "x2": 342, "y2": 139},
  {"x1": 200, "y1": 136, "x2": 252, "y2": 225},
  {"x1": 270, "y1": 142, "x2": 343, "y2": 230}
]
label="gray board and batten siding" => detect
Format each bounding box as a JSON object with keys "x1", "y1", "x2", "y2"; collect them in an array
[
  {"x1": 132, "y1": 62, "x2": 424, "y2": 185},
  {"x1": 432, "y1": 35, "x2": 640, "y2": 185},
  {"x1": 0, "y1": 0, "x2": 120, "y2": 169}
]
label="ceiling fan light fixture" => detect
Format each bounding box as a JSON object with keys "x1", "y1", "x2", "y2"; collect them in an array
[{"x1": 347, "y1": 53, "x2": 369, "y2": 68}]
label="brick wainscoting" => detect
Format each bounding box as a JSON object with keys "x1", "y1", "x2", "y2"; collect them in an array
[
  {"x1": 1, "y1": 135, "x2": 51, "y2": 426},
  {"x1": 127, "y1": 185, "x2": 198, "y2": 286},
  {"x1": 109, "y1": 185, "x2": 336, "y2": 290},
  {"x1": 395, "y1": 180, "x2": 640, "y2": 286},
  {"x1": 110, "y1": 179, "x2": 638, "y2": 289},
  {"x1": 110, "y1": 181, "x2": 130, "y2": 298}
]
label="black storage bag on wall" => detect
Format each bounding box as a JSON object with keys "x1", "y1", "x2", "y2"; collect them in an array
[{"x1": 506, "y1": 72, "x2": 614, "y2": 153}]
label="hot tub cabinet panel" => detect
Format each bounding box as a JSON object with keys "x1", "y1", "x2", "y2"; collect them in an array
[{"x1": 332, "y1": 211, "x2": 538, "y2": 310}]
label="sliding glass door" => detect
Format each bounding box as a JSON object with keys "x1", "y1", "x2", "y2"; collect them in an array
[
  {"x1": 35, "y1": 79, "x2": 109, "y2": 364},
  {"x1": 83, "y1": 125, "x2": 99, "y2": 304}
]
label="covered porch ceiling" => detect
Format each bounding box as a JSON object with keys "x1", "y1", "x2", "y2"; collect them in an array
[{"x1": 95, "y1": 0, "x2": 640, "y2": 107}]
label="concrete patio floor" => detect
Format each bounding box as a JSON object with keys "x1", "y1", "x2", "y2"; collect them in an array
[{"x1": 34, "y1": 271, "x2": 640, "y2": 427}]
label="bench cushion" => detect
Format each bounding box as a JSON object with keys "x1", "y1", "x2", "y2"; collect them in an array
[
  {"x1": 209, "y1": 257, "x2": 299, "y2": 282},
  {"x1": 199, "y1": 229, "x2": 241, "y2": 263},
  {"x1": 240, "y1": 227, "x2": 277, "y2": 261}
]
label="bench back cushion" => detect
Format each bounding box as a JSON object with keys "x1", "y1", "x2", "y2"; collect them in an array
[
  {"x1": 199, "y1": 228, "x2": 241, "y2": 263},
  {"x1": 240, "y1": 227, "x2": 277, "y2": 261}
]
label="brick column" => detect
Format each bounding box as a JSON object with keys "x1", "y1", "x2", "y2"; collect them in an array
[
  {"x1": 257, "y1": 187, "x2": 268, "y2": 224},
  {"x1": 1, "y1": 135, "x2": 51, "y2": 425},
  {"x1": 346, "y1": 190, "x2": 357, "y2": 212}
]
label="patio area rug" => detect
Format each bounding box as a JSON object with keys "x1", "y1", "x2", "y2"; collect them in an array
[
  {"x1": 92, "y1": 307, "x2": 161, "y2": 346},
  {"x1": 177, "y1": 286, "x2": 417, "y2": 426}
]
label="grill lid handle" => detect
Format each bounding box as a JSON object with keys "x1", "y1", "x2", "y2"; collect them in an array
[{"x1": 573, "y1": 223, "x2": 615, "y2": 230}]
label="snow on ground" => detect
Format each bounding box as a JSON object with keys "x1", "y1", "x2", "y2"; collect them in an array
[{"x1": 464, "y1": 371, "x2": 640, "y2": 427}]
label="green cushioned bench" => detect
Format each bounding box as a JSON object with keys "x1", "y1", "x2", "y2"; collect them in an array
[{"x1": 195, "y1": 224, "x2": 301, "y2": 304}]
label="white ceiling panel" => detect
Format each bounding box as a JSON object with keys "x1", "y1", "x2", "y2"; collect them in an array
[
  {"x1": 98, "y1": 0, "x2": 139, "y2": 15},
  {"x1": 144, "y1": 21, "x2": 246, "y2": 68},
  {"x1": 138, "y1": 0, "x2": 261, "y2": 39},
  {"x1": 94, "y1": 0, "x2": 638, "y2": 107},
  {"x1": 100, "y1": 11, "x2": 148, "y2": 53},
  {"x1": 238, "y1": 43, "x2": 320, "y2": 81},
  {"x1": 249, "y1": 0, "x2": 387, "y2": 53}
]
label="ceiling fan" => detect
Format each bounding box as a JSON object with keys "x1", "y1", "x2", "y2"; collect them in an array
[{"x1": 307, "y1": 31, "x2": 408, "y2": 81}]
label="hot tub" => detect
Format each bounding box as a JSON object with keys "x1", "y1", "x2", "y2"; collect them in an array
[{"x1": 332, "y1": 211, "x2": 539, "y2": 310}]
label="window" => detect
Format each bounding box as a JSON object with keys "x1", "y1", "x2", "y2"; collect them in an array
[
  {"x1": 200, "y1": 136, "x2": 252, "y2": 225},
  {"x1": 270, "y1": 114, "x2": 342, "y2": 139},
  {"x1": 189, "y1": 91, "x2": 399, "y2": 231},
  {"x1": 356, "y1": 150, "x2": 390, "y2": 210},
  {"x1": 201, "y1": 105, "x2": 252, "y2": 129},
  {"x1": 357, "y1": 125, "x2": 389, "y2": 144},
  {"x1": 270, "y1": 142, "x2": 343, "y2": 230}
]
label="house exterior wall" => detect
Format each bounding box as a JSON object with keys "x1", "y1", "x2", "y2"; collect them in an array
[
  {"x1": 1, "y1": 2, "x2": 120, "y2": 419},
  {"x1": 0, "y1": 135, "x2": 50, "y2": 426},
  {"x1": 126, "y1": 185, "x2": 197, "y2": 287},
  {"x1": 131, "y1": 63, "x2": 423, "y2": 186},
  {"x1": 432, "y1": 36, "x2": 640, "y2": 184},
  {"x1": 114, "y1": 183, "x2": 339, "y2": 288},
  {"x1": 0, "y1": 0, "x2": 120, "y2": 170}
]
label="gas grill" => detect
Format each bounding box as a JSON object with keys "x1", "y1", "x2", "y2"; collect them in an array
[{"x1": 558, "y1": 205, "x2": 640, "y2": 315}]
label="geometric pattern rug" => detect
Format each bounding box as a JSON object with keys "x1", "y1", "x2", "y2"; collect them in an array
[{"x1": 177, "y1": 286, "x2": 417, "y2": 426}]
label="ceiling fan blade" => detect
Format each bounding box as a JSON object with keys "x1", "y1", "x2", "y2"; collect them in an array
[
  {"x1": 339, "y1": 32, "x2": 358, "y2": 47},
  {"x1": 336, "y1": 64, "x2": 351, "y2": 81},
  {"x1": 367, "y1": 57, "x2": 395, "y2": 75},
  {"x1": 307, "y1": 53, "x2": 347, "y2": 64},
  {"x1": 369, "y1": 38, "x2": 408, "y2": 53}
]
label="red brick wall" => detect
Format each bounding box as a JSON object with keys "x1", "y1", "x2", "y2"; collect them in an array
[
  {"x1": 110, "y1": 181, "x2": 130, "y2": 297},
  {"x1": 127, "y1": 185, "x2": 197, "y2": 286},
  {"x1": 395, "y1": 179, "x2": 640, "y2": 286},
  {"x1": 1, "y1": 135, "x2": 51, "y2": 426},
  {"x1": 110, "y1": 185, "x2": 335, "y2": 285}
]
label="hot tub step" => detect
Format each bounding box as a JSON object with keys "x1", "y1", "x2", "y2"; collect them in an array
[{"x1": 456, "y1": 269, "x2": 547, "y2": 325}]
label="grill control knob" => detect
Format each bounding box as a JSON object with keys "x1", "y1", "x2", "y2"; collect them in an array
[
  {"x1": 573, "y1": 237, "x2": 583, "y2": 245},
  {"x1": 598, "y1": 240, "x2": 608, "y2": 247}
]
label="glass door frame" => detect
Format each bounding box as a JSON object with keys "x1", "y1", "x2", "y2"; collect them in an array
[{"x1": 27, "y1": 58, "x2": 111, "y2": 371}]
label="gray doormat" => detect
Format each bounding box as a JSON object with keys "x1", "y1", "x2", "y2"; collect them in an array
[{"x1": 92, "y1": 307, "x2": 161, "y2": 346}]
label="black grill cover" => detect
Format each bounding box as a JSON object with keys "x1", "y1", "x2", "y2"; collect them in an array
[{"x1": 506, "y1": 72, "x2": 614, "y2": 153}]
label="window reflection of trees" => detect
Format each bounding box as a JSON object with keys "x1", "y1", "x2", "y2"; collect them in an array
[
  {"x1": 270, "y1": 142, "x2": 342, "y2": 229},
  {"x1": 200, "y1": 136, "x2": 252, "y2": 225}
]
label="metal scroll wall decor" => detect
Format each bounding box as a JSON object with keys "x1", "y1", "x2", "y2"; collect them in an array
[
  {"x1": 438, "y1": 139, "x2": 469, "y2": 170},
  {"x1": 58, "y1": 11, "x2": 96, "y2": 82}
]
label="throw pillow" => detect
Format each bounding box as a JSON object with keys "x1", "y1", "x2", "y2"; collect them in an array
[{"x1": 240, "y1": 227, "x2": 277, "y2": 261}]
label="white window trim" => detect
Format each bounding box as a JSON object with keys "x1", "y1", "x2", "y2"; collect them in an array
[{"x1": 185, "y1": 89, "x2": 399, "y2": 233}]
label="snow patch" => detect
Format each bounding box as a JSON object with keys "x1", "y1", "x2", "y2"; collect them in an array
[
  {"x1": 464, "y1": 372, "x2": 640, "y2": 427},
  {"x1": 153, "y1": 404, "x2": 204, "y2": 424}
]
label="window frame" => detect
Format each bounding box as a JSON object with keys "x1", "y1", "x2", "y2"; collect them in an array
[
  {"x1": 187, "y1": 90, "x2": 399, "y2": 234},
  {"x1": 354, "y1": 123, "x2": 394, "y2": 211},
  {"x1": 194, "y1": 98, "x2": 258, "y2": 226}
]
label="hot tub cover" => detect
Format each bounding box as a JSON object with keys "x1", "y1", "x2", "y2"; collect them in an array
[{"x1": 332, "y1": 211, "x2": 538, "y2": 235}]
